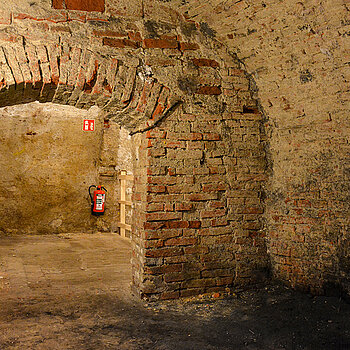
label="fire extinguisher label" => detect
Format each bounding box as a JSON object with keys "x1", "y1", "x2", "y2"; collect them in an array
[
  {"x1": 95, "y1": 194, "x2": 105, "y2": 211},
  {"x1": 83, "y1": 119, "x2": 95, "y2": 131}
]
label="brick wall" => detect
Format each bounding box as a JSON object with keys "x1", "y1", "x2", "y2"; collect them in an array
[
  {"x1": 172, "y1": 0, "x2": 350, "y2": 295},
  {"x1": 139, "y1": 104, "x2": 268, "y2": 299}
]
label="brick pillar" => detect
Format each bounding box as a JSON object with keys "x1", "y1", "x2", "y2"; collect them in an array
[
  {"x1": 131, "y1": 102, "x2": 269, "y2": 300},
  {"x1": 130, "y1": 133, "x2": 148, "y2": 297}
]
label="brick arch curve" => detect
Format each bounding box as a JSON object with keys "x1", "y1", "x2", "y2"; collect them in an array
[{"x1": 0, "y1": 41, "x2": 178, "y2": 132}]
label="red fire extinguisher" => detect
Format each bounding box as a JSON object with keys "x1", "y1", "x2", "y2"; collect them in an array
[{"x1": 89, "y1": 185, "x2": 107, "y2": 216}]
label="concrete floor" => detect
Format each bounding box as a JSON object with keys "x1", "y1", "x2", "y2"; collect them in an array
[
  {"x1": 0, "y1": 233, "x2": 132, "y2": 300},
  {"x1": 1, "y1": 233, "x2": 350, "y2": 350}
]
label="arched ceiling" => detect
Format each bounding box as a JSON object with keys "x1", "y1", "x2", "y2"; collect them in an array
[
  {"x1": 0, "y1": 0, "x2": 348, "y2": 134},
  {"x1": 0, "y1": 0, "x2": 254, "y2": 133}
]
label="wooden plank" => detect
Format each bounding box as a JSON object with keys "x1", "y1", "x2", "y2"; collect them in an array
[
  {"x1": 118, "y1": 200, "x2": 132, "y2": 206},
  {"x1": 118, "y1": 174, "x2": 134, "y2": 181},
  {"x1": 117, "y1": 222, "x2": 132, "y2": 231},
  {"x1": 120, "y1": 170, "x2": 126, "y2": 237}
]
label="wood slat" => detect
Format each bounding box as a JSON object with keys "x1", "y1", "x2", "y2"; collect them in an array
[
  {"x1": 117, "y1": 222, "x2": 132, "y2": 231},
  {"x1": 118, "y1": 174, "x2": 134, "y2": 180},
  {"x1": 118, "y1": 200, "x2": 132, "y2": 206}
]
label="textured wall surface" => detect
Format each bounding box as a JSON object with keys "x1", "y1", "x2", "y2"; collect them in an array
[
  {"x1": 0, "y1": 0, "x2": 348, "y2": 298},
  {"x1": 0, "y1": 102, "x2": 102, "y2": 234},
  {"x1": 0, "y1": 102, "x2": 133, "y2": 235},
  {"x1": 98, "y1": 122, "x2": 133, "y2": 233},
  {"x1": 168, "y1": 0, "x2": 350, "y2": 295}
]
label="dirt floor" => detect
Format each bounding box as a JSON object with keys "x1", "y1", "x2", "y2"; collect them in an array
[{"x1": 0, "y1": 233, "x2": 349, "y2": 350}]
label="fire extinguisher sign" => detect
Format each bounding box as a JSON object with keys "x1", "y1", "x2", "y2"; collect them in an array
[{"x1": 83, "y1": 119, "x2": 95, "y2": 131}]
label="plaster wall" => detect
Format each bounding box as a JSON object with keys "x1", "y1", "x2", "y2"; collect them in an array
[{"x1": 0, "y1": 102, "x2": 102, "y2": 234}]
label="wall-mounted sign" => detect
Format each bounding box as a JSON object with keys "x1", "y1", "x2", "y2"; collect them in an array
[{"x1": 83, "y1": 119, "x2": 95, "y2": 131}]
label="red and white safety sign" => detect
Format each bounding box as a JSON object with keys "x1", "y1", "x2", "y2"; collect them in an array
[{"x1": 83, "y1": 119, "x2": 95, "y2": 131}]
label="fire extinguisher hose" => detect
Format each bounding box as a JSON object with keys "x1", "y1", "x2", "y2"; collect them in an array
[{"x1": 88, "y1": 185, "x2": 96, "y2": 205}]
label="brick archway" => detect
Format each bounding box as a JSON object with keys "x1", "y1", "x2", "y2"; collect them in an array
[
  {"x1": 0, "y1": 41, "x2": 178, "y2": 133},
  {"x1": 0, "y1": 2, "x2": 272, "y2": 300}
]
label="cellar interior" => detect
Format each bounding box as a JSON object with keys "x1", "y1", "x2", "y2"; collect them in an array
[{"x1": 0, "y1": 0, "x2": 348, "y2": 302}]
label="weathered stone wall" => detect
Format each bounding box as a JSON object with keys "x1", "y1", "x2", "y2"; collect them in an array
[
  {"x1": 0, "y1": 102, "x2": 134, "y2": 235},
  {"x1": 0, "y1": 102, "x2": 102, "y2": 234}
]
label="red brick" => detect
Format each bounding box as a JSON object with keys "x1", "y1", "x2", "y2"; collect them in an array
[
  {"x1": 183, "y1": 246, "x2": 209, "y2": 255},
  {"x1": 103, "y1": 37, "x2": 139, "y2": 48},
  {"x1": 145, "y1": 212, "x2": 182, "y2": 222},
  {"x1": 164, "y1": 272, "x2": 186, "y2": 282},
  {"x1": 188, "y1": 221, "x2": 201, "y2": 229},
  {"x1": 165, "y1": 271, "x2": 199, "y2": 283},
  {"x1": 238, "y1": 206, "x2": 264, "y2": 214},
  {"x1": 147, "y1": 176, "x2": 177, "y2": 185},
  {"x1": 143, "y1": 38, "x2": 179, "y2": 49},
  {"x1": 166, "y1": 141, "x2": 186, "y2": 148},
  {"x1": 165, "y1": 203, "x2": 174, "y2": 211},
  {"x1": 164, "y1": 221, "x2": 189, "y2": 229},
  {"x1": 146, "y1": 130, "x2": 167, "y2": 139},
  {"x1": 209, "y1": 200, "x2": 226, "y2": 209},
  {"x1": 148, "y1": 147, "x2": 166, "y2": 157},
  {"x1": 147, "y1": 185, "x2": 166, "y2": 193},
  {"x1": 146, "y1": 203, "x2": 164, "y2": 212},
  {"x1": 182, "y1": 278, "x2": 216, "y2": 288},
  {"x1": 192, "y1": 58, "x2": 219, "y2": 68},
  {"x1": 132, "y1": 192, "x2": 142, "y2": 201},
  {"x1": 165, "y1": 237, "x2": 197, "y2": 247},
  {"x1": 52, "y1": 0, "x2": 64, "y2": 9},
  {"x1": 145, "y1": 264, "x2": 183, "y2": 275},
  {"x1": 175, "y1": 203, "x2": 193, "y2": 211},
  {"x1": 211, "y1": 218, "x2": 228, "y2": 227},
  {"x1": 167, "y1": 132, "x2": 202, "y2": 141},
  {"x1": 229, "y1": 68, "x2": 246, "y2": 77},
  {"x1": 57, "y1": 0, "x2": 105, "y2": 12},
  {"x1": 202, "y1": 183, "x2": 227, "y2": 192},
  {"x1": 186, "y1": 193, "x2": 218, "y2": 201},
  {"x1": 180, "y1": 288, "x2": 205, "y2": 298},
  {"x1": 203, "y1": 132, "x2": 222, "y2": 140},
  {"x1": 201, "y1": 209, "x2": 226, "y2": 219},
  {"x1": 50, "y1": 25, "x2": 71, "y2": 34},
  {"x1": 160, "y1": 34, "x2": 179, "y2": 40},
  {"x1": 168, "y1": 168, "x2": 176, "y2": 176},
  {"x1": 145, "y1": 247, "x2": 183, "y2": 258},
  {"x1": 179, "y1": 42, "x2": 200, "y2": 51},
  {"x1": 128, "y1": 31, "x2": 142, "y2": 42},
  {"x1": 160, "y1": 291, "x2": 180, "y2": 300},
  {"x1": 144, "y1": 240, "x2": 164, "y2": 249},
  {"x1": 93, "y1": 30, "x2": 126, "y2": 37},
  {"x1": 145, "y1": 229, "x2": 182, "y2": 239},
  {"x1": 216, "y1": 276, "x2": 234, "y2": 286},
  {"x1": 196, "y1": 86, "x2": 222, "y2": 95}
]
